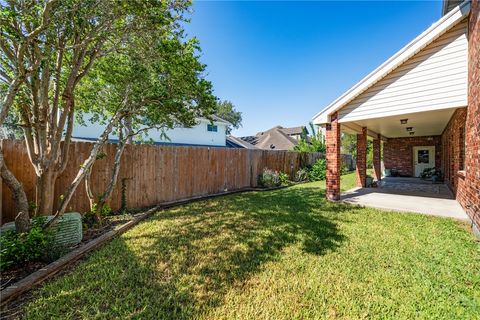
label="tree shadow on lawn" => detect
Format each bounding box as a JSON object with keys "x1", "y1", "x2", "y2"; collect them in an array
[{"x1": 23, "y1": 187, "x2": 353, "y2": 319}]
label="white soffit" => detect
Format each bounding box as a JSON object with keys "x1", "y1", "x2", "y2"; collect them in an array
[
  {"x1": 312, "y1": 0, "x2": 471, "y2": 125},
  {"x1": 349, "y1": 108, "x2": 461, "y2": 138}
]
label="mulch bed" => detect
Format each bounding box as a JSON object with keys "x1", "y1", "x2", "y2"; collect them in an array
[
  {"x1": 0, "y1": 262, "x2": 46, "y2": 292},
  {"x1": 0, "y1": 215, "x2": 132, "y2": 292}
]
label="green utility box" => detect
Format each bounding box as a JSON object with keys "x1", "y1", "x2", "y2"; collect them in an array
[{"x1": 0, "y1": 212, "x2": 83, "y2": 248}]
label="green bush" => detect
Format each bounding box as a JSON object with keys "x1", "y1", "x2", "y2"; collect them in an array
[
  {"x1": 294, "y1": 168, "x2": 309, "y2": 182},
  {"x1": 258, "y1": 168, "x2": 289, "y2": 188},
  {"x1": 278, "y1": 172, "x2": 289, "y2": 185},
  {"x1": 82, "y1": 211, "x2": 97, "y2": 229},
  {"x1": 0, "y1": 217, "x2": 54, "y2": 270},
  {"x1": 308, "y1": 159, "x2": 327, "y2": 181},
  {"x1": 341, "y1": 164, "x2": 351, "y2": 176},
  {"x1": 83, "y1": 203, "x2": 114, "y2": 229}
]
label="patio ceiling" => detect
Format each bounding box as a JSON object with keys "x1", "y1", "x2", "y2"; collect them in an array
[{"x1": 341, "y1": 107, "x2": 461, "y2": 138}]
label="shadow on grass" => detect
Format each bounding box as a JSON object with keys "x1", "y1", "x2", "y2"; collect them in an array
[{"x1": 23, "y1": 186, "x2": 352, "y2": 319}]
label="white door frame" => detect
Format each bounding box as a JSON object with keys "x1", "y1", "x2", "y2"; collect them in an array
[{"x1": 413, "y1": 146, "x2": 436, "y2": 177}]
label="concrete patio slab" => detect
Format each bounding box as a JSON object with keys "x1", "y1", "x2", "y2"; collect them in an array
[
  {"x1": 377, "y1": 177, "x2": 454, "y2": 198},
  {"x1": 341, "y1": 187, "x2": 469, "y2": 220}
]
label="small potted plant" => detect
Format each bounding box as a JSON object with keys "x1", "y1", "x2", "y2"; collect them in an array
[
  {"x1": 366, "y1": 175, "x2": 373, "y2": 187},
  {"x1": 420, "y1": 167, "x2": 435, "y2": 180},
  {"x1": 431, "y1": 169, "x2": 442, "y2": 184}
]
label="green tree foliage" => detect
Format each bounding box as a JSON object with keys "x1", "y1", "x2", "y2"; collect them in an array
[
  {"x1": 293, "y1": 122, "x2": 326, "y2": 153},
  {"x1": 2, "y1": 0, "x2": 200, "y2": 218},
  {"x1": 1, "y1": 0, "x2": 217, "y2": 227},
  {"x1": 341, "y1": 133, "x2": 373, "y2": 168},
  {"x1": 215, "y1": 100, "x2": 242, "y2": 134},
  {"x1": 77, "y1": 36, "x2": 216, "y2": 140},
  {"x1": 77, "y1": 22, "x2": 216, "y2": 223},
  {"x1": 341, "y1": 133, "x2": 357, "y2": 156},
  {"x1": 308, "y1": 159, "x2": 327, "y2": 181}
]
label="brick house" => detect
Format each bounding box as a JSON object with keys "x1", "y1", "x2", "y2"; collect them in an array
[{"x1": 312, "y1": 0, "x2": 479, "y2": 234}]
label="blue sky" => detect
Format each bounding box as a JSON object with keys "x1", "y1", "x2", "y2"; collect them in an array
[{"x1": 184, "y1": 1, "x2": 443, "y2": 136}]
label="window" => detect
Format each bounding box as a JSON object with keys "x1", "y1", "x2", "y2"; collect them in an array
[
  {"x1": 459, "y1": 126, "x2": 465, "y2": 170},
  {"x1": 417, "y1": 150, "x2": 429, "y2": 164},
  {"x1": 207, "y1": 124, "x2": 218, "y2": 132}
]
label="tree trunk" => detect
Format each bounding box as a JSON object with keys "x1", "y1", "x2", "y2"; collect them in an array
[
  {"x1": 15, "y1": 211, "x2": 31, "y2": 234},
  {"x1": 124, "y1": 117, "x2": 134, "y2": 144},
  {"x1": 95, "y1": 137, "x2": 127, "y2": 223},
  {"x1": 0, "y1": 165, "x2": 30, "y2": 221},
  {"x1": 36, "y1": 168, "x2": 57, "y2": 216},
  {"x1": 85, "y1": 166, "x2": 96, "y2": 212},
  {"x1": 43, "y1": 110, "x2": 125, "y2": 230}
]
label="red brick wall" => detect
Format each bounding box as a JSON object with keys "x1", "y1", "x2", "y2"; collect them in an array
[
  {"x1": 326, "y1": 112, "x2": 341, "y2": 200},
  {"x1": 383, "y1": 136, "x2": 442, "y2": 177},
  {"x1": 356, "y1": 127, "x2": 367, "y2": 187},
  {"x1": 439, "y1": 0, "x2": 480, "y2": 231},
  {"x1": 461, "y1": 0, "x2": 480, "y2": 229},
  {"x1": 441, "y1": 108, "x2": 467, "y2": 193}
]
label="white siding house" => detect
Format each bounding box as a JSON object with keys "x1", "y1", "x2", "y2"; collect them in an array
[{"x1": 72, "y1": 115, "x2": 231, "y2": 147}]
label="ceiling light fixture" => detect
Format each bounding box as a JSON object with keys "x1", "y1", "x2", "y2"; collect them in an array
[
  {"x1": 400, "y1": 119, "x2": 408, "y2": 124},
  {"x1": 406, "y1": 127, "x2": 413, "y2": 131},
  {"x1": 409, "y1": 132, "x2": 415, "y2": 135}
]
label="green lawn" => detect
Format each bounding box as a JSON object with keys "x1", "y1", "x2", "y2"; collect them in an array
[
  {"x1": 314, "y1": 170, "x2": 373, "y2": 191},
  {"x1": 20, "y1": 174, "x2": 479, "y2": 319}
]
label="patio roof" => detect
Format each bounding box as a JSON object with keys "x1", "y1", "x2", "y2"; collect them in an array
[
  {"x1": 312, "y1": 0, "x2": 471, "y2": 126},
  {"x1": 342, "y1": 107, "x2": 462, "y2": 138}
]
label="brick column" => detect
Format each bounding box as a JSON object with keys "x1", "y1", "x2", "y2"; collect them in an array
[
  {"x1": 356, "y1": 127, "x2": 367, "y2": 187},
  {"x1": 372, "y1": 135, "x2": 381, "y2": 181},
  {"x1": 326, "y1": 112, "x2": 341, "y2": 201}
]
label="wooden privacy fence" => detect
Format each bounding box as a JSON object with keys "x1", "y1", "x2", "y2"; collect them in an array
[{"x1": 1, "y1": 140, "x2": 323, "y2": 223}]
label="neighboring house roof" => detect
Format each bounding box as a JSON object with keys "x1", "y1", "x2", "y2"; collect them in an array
[
  {"x1": 254, "y1": 128, "x2": 298, "y2": 150},
  {"x1": 203, "y1": 115, "x2": 232, "y2": 126},
  {"x1": 312, "y1": 0, "x2": 471, "y2": 125},
  {"x1": 236, "y1": 125, "x2": 306, "y2": 150},
  {"x1": 280, "y1": 126, "x2": 308, "y2": 136},
  {"x1": 226, "y1": 136, "x2": 258, "y2": 149},
  {"x1": 239, "y1": 135, "x2": 258, "y2": 144}
]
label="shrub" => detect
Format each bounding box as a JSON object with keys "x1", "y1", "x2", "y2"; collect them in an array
[
  {"x1": 82, "y1": 211, "x2": 97, "y2": 229},
  {"x1": 258, "y1": 168, "x2": 281, "y2": 187},
  {"x1": 84, "y1": 202, "x2": 115, "y2": 229},
  {"x1": 341, "y1": 164, "x2": 351, "y2": 176},
  {"x1": 278, "y1": 172, "x2": 289, "y2": 185},
  {"x1": 258, "y1": 168, "x2": 289, "y2": 188},
  {"x1": 308, "y1": 159, "x2": 327, "y2": 181},
  {"x1": 0, "y1": 217, "x2": 54, "y2": 270},
  {"x1": 294, "y1": 168, "x2": 309, "y2": 182}
]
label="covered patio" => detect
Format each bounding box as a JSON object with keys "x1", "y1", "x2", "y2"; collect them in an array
[
  {"x1": 324, "y1": 106, "x2": 470, "y2": 220},
  {"x1": 312, "y1": 0, "x2": 479, "y2": 228}
]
